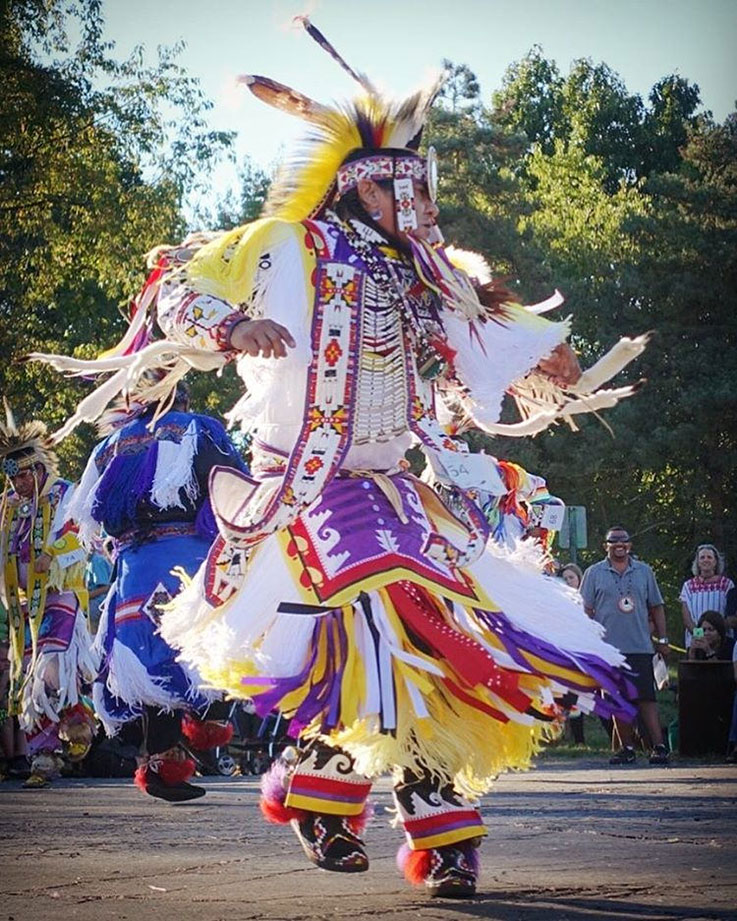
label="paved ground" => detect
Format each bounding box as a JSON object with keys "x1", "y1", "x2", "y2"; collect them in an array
[{"x1": 1, "y1": 759, "x2": 735, "y2": 921}]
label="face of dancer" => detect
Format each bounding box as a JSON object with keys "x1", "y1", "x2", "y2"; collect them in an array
[
  {"x1": 697, "y1": 547, "x2": 717, "y2": 578},
  {"x1": 605, "y1": 530, "x2": 631, "y2": 565},
  {"x1": 359, "y1": 178, "x2": 439, "y2": 243},
  {"x1": 9, "y1": 465, "x2": 40, "y2": 499}
]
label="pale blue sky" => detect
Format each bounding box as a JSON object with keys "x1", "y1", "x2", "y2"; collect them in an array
[{"x1": 101, "y1": 0, "x2": 737, "y2": 202}]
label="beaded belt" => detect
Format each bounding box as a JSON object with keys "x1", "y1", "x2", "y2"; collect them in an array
[{"x1": 113, "y1": 521, "x2": 198, "y2": 555}]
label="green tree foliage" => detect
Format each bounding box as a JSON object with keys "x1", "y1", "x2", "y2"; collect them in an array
[
  {"x1": 492, "y1": 47, "x2": 703, "y2": 188},
  {"x1": 427, "y1": 62, "x2": 540, "y2": 286},
  {"x1": 624, "y1": 119, "x2": 737, "y2": 580},
  {"x1": 644, "y1": 75, "x2": 705, "y2": 176},
  {"x1": 0, "y1": 0, "x2": 232, "y2": 472},
  {"x1": 443, "y1": 53, "x2": 735, "y2": 629},
  {"x1": 208, "y1": 155, "x2": 271, "y2": 230},
  {"x1": 491, "y1": 46, "x2": 567, "y2": 155}
]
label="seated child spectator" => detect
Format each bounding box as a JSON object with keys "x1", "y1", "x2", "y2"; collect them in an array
[{"x1": 687, "y1": 611, "x2": 735, "y2": 662}]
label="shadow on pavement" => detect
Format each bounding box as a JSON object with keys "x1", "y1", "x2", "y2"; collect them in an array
[{"x1": 437, "y1": 891, "x2": 731, "y2": 920}]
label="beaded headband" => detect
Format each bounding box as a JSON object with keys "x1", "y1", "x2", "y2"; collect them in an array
[
  {"x1": 336, "y1": 147, "x2": 438, "y2": 232},
  {"x1": 336, "y1": 152, "x2": 432, "y2": 197}
]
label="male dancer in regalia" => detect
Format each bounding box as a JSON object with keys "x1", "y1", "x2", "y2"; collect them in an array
[
  {"x1": 0, "y1": 405, "x2": 95, "y2": 787},
  {"x1": 34, "y1": 17, "x2": 648, "y2": 894}
]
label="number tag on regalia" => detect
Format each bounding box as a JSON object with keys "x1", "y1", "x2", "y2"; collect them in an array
[
  {"x1": 431, "y1": 449, "x2": 507, "y2": 495},
  {"x1": 539, "y1": 503, "x2": 566, "y2": 531}
]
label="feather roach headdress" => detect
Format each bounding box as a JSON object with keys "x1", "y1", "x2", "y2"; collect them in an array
[
  {"x1": 238, "y1": 18, "x2": 500, "y2": 322},
  {"x1": 0, "y1": 400, "x2": 59, "y2": 481},
  {"x1": 240, "y1": 15, "x2": 444, "y2": 224}
]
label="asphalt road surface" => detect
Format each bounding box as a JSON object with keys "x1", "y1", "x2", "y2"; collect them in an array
[{"x1": 1, "y1": 760, "x2": 735, "y2": 921}]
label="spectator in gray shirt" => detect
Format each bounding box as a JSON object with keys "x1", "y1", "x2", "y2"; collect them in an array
[{"x1": 580, "y1": 526, "x2": 670, "y2": 765}]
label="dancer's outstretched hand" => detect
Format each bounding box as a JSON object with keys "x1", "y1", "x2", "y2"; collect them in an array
[
  {"x1": 537, "y1": 343, "x2": 582, "y2": 387},
  {"x1": 231, "y1": 319, "x2": 296, "y2": 359}
]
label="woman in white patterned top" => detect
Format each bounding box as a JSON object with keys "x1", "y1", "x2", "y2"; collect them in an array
[{"x1": 680, "y1": 544, "x2": 734, "y2": 648}]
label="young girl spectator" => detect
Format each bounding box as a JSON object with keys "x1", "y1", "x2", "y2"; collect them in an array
[
  {"x1": 560, "y1": 563, "x2": 583, "y2": 591},
  {"x1": 687, "y1": 611, "x2": 735, "y2": 662}
]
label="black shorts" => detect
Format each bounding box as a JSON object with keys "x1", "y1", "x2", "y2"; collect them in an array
[{"x1": 623, "y1": 652, "x2": 656, "y2": 703}]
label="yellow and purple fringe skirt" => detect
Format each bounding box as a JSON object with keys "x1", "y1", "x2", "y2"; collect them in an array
[{"x1": 161, "y1": 473, "x2": 633, "y2": 798}]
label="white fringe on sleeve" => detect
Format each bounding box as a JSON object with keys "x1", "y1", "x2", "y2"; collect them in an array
[{"x1": 444, "y1": 305, "x2": 569, "y2": 428}]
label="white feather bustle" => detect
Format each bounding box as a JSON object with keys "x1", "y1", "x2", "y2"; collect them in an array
[
  {"x1": 27, "y1": 341, "x2": 225, "y2": 444},
  {"x1": 571, "y1": 333, "x2": 651, "y2": 394},
  {"x1": 443, "y1": 246, "x2": 493, "y2": 286}
]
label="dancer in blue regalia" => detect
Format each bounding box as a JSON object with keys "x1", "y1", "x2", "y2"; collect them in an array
[{"x1": 72, "y1": 381, "x2": 245, "y2": 801}]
